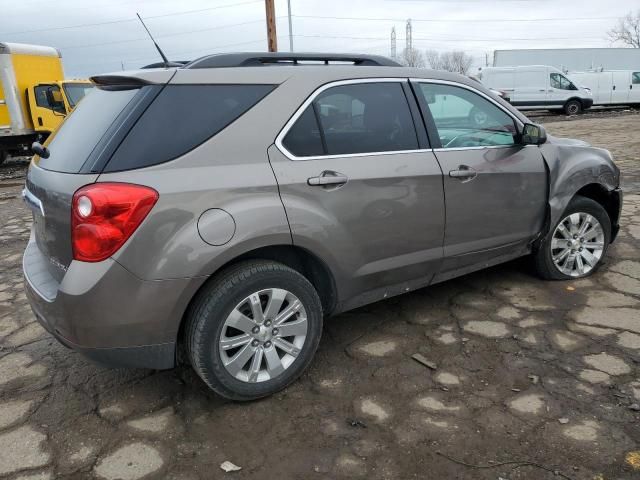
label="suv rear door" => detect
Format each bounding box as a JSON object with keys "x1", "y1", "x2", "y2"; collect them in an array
[
  {"x1": 269, "y1": 79, "x2": 445, "y2": 308},
  {"x1": 412, "y1": 79, "x2": 547, "y2": 282}
]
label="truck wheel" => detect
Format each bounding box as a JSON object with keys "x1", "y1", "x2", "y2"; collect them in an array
[
  {"x1": 564, "y1": 100, "x2": 582, "y2": 115},
  {"x1": 533, "y1": 196, "x2": 611, "y2": 280},
  {"x1": 0, "y1": 150, "x2": 7, "y2": 166},
  {"x1": 185, "y1": 260, "x2": 323, "y2": 401}
]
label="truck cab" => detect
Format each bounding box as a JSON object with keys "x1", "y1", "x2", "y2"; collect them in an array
[
  {"x1": 27, "y1": 80, "x2": 93, "y2": 132},
  {"x1": 0, "y1": 42, "x2": 93, "y2": 164}
]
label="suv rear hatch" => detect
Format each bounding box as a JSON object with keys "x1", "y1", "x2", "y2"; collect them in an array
[{"x1": 24, "y1": 72, "x2": 172, "y2": 283}]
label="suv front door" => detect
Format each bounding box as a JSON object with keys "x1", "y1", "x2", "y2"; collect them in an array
[
  {"x1": 269, "y1": 79, "x2": 445, "y2": 309},
  {"x1": 412, "y1": 80, "x2": 547, "y2": 282}
]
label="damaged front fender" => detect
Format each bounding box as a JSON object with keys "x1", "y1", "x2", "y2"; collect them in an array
[{"x1": 539, "y1": 135, "x2": 622, "y2": 241}]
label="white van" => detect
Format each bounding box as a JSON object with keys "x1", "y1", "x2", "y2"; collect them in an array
[
  {"x1": 569, "y1": 70, "x2": 640, "y2": 107},
  {"x1": 479, "y1": 65, "x2": 593, "y2": 114}
]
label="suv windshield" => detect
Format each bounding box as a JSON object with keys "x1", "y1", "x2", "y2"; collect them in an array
[
  {"x1": 62, "y1": 82, "x2": 94, "y2": 108},
  {"x1": 37, "y1": 87, "x2": 139, "y2": 173}
]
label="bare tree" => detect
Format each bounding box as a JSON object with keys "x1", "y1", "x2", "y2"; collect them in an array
[
  {"x1": 423, "y1": 50, "x2": 474, "y2": 75},
  {"x1": 447, "y1": 50, "x2": 474, "y2": 75},
  {"x1": 608, "y1": 10, "x2": 640, "y2": 48},
  {"x1": 424, "y1": 49, "x2": 441, "y2": 69},
  {"x1": 401, "y1": 47, "x2": 425, "y2": 68}
]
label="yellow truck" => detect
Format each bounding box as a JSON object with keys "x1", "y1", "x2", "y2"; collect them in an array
[{"x1": 0, "y1": 42, "x2": 93, "y2": 164}]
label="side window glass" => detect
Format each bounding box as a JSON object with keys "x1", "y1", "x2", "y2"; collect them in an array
[
  {"x1": 281, "y1": 105, "x2": 325, "y2": 157},
  {"x1": 419, "y1": 83, "x2": 516, "y2": 149},
  {"x1": 313, "y1": 82, "x2": 418, "y2": 155},
  {"x1": 551, "y1": 73, "x2": 576, "y2": 90},
  {"x1": 34, "y1": 85, "x2": 65, "y2": 113},
  {"x1": 632, "y1": 72, "x2": 640, "y2": 85}
]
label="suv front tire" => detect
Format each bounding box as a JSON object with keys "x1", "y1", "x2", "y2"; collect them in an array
[{"x1": 534, "y1": 196, "x2": 611, "y2": 280}]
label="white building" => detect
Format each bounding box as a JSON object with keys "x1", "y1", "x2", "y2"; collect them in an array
[{"x1": 493, "y1": 48, "x2": 640, "y2": 72}]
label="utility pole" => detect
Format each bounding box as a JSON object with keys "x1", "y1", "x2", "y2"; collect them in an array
[
  {"x1": 390, "y1": 26, "x2": 396, "y2": 59},
  {"x1": 287, "y1": 0, "x2": 294, "y2": 52},
  {"x1": 265, "y1": 0, "x2": 278, "y2": 52}
]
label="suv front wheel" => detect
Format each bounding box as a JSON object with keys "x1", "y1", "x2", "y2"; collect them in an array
[
  {"x1": 534, "y1": 196, "x2": 611, "y2": 280},
  {"x1": 185, "y1": 260, "x2": 323, "y2": 401}
]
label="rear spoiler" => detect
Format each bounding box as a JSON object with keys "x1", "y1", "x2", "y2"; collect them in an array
[{"x1": 90, "y1": 75, "x2": 152, "y2": 91}]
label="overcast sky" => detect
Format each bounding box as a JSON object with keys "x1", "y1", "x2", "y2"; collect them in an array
[{"x1": 1, "y1": 0, "x2": 637, "y2": 77}]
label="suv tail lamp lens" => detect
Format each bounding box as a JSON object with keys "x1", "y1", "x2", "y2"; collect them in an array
[{"x1": 72, "y1": 183, "x2": 158, "y2": 262}]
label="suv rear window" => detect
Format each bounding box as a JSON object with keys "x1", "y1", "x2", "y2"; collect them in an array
[
  {"x1": 104, "y1": 84, "x2": 274, "y2": 172},
  {"x1": 37, "y1": 88, "x2": 139, "y2": 173}
]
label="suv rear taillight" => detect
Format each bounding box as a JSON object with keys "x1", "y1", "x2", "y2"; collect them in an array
[{"x1": 72, "y1": 183, "x2": 158, "y2": 262}]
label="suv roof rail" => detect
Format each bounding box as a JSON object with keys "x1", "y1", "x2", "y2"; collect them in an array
[
  {"x1": 184, "y1": 52, "x2": 402, "y2": 69},
  {"x1": 142, "y1": 60, "x2": 189, "y2": 69}
]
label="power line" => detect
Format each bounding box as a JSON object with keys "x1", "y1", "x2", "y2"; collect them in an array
[
  {"x1": 60, "y1": 17, "x2": 286, "y2": 50},
  {"x1": 291, "y1": 14, "x2": 619, "y2": 23},
  {"x1": 2, "y1": 0, "x2": 263, "y2": 36},
  {"x1": 292, "y1": 34, "x2": 606, "y2": 42}
]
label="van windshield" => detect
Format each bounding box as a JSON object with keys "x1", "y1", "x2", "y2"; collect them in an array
[
  {"x1": 62, "y1": 82, "x2": 94, "y2": 108},
  {"x1": 36, "y1": 88, "x2": 139, "y2": 173}
]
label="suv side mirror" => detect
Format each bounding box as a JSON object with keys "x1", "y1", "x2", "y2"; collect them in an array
[{"x1": 521, "y1": 123, "x2": 547, "y2": 145}]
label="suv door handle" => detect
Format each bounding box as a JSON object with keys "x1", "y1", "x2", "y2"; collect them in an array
[
  {"x1": 307, "y1": 171, "x2": 348, "y2": 186},
  {"x1": 449, "y1": 165, "x2": 477, "y2": 181}
]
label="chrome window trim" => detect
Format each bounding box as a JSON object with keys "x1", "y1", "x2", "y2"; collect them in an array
[{"x1": 274, "y1": 77, "x2": 430, "y2": 161}]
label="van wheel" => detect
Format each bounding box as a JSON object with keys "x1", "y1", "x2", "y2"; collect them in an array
[
  {"x1": 564, "y1": 100, "x2": 582, "y2": 115},
  {"x1": 0, "y1": 150, "x2": 7, "y2": 166},
  {"x1": 185, "y1": 260, "x2": 323, "y2": 401},
  {"x1": 533, "y1": 196, "x2": 610, "y2": 280}
]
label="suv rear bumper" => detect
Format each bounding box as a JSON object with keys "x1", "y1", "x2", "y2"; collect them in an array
[{"x1": 23, "y1": 236, "x2": 203, "y2": 369}]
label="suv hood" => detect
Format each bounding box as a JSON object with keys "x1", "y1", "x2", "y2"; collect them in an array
[{"x1": 546, "y1": 135, "x2": 590, "y2": 147}]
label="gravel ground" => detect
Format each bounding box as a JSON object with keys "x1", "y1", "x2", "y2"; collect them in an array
[{"x1": 0, "y1": 113, "x2": 638, "y2": 479}]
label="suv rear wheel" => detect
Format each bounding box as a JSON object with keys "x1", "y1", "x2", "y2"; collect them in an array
[
  {"x1": 0, "y1": 150, "x2": 7, "y2": 166},
  {"x1": 185, "y1": 260, "x2": 323, "y2": 401},
  {"x1": 564, "y1": 99, "x2": 582, "y2": 115},
  {"x1": 534, "y1": 196, "x2": 610, "y2": 280}
]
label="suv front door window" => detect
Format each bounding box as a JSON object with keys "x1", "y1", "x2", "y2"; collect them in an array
[{"x1": 417, "y1": 83, "x2": 517, "y2": 149}]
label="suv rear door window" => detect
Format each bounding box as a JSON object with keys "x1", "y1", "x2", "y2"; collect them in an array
[
  {"x1": 281, "y1": 82, "x2": 419, "y2": 157},
  {"x1": 105, "y1": 84, "x2": 275, "y2": 172}
]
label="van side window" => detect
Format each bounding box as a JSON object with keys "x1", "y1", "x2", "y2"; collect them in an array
[
  {"x1": 34, "y1": 85, "x2": 66, "y2": 114},
  {"x1": 281, "y1": 82, "x2": 419, "y2": 157},
  {"x1": 633, "y1": 72, "x2": 640, "y2": 85},
  {"x1": 418, "y1": 83, "x2": 516, "y2": 149},
  {"x1": 550, "y1": 73, "x2": 577, "y2": 91}
]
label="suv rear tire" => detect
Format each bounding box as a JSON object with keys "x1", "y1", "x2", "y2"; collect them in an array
[
  {"x1": 0, "y1": 150, "x2": 7, "y2": 166},
  {"x1": 564, "y1": 99, "x2": 582, "y2": 115},
  {"x1": 185, "y1": 260, "x2": 323, "y2": 401},
  {"x1": 533, "y1": 196, "x2": 611, "y2": 280}
]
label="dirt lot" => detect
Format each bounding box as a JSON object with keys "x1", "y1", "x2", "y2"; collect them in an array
[{"x1": 0, "y1": 113, "x2": 639, "y2": 480}]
